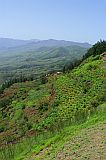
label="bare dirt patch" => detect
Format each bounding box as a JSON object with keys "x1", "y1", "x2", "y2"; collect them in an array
[{"x1": 56, "y1": 123, "x2": 106, "y2": 160}]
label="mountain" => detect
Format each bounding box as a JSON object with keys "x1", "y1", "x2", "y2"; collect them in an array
[
  {"x1": 0, "y1": 41, "x2": 106, "y2": 160},
  {"x1": 0, "y1": 45, "x2": 88, "y2": 85},
  {"x1": 26, "y1": 39, "x2": 92, "y2": 48},
  {"x1": 0, "y1": 38, "x2": 30, "y2": 49},
  {"x1": 0, "y1": 38, "x2": 91, "y2": 51},
  {"x1": 0, "y1": 38, "x2": 90, "y2": 85},
  {"x1": 0, "y1": 39, "x2": 91, "y2": 84}
]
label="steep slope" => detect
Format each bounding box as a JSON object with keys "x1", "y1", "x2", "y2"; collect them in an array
[
  {"x1": 55, "y1": 122, "x2": 106, "y2": 160},
  {"x1": 24, "y1": 105, "x2": 106, "y2": 160},
  {"x1": 0, "y1": 51, "x2": 105, "y2": 160}
]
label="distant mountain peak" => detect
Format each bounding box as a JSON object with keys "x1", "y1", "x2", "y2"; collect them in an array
[{"x1": 0, "y1": 38, "x2": 92, "y2": 50}]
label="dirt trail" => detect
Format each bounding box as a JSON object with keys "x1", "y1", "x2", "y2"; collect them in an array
[{"x1": 56, "y1": 123, "x2": 106, "y2": 160}]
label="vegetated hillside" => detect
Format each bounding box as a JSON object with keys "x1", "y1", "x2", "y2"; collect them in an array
[
  {"x1": 0, "y1": 45, "x2": 88, "y2": 85},
  {"x1": 0, "y1": 40, "x2": 106, "y2": 160}
]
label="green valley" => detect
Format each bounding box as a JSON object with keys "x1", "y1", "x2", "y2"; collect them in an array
[
  {"x1": 0, "y1": 44, "x2": 88, "y2": 85},
  {"x1": 0, "y1": 40, "x2": 106, "y2": 160}
]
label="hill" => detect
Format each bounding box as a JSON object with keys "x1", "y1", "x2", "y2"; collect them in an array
[
  {"x1": 0, "y1": 45, "x2": 88, "y2": 85},
  {"x1": 0, "y1": 38, "x2": 30, "y2": 50},
  {"x1": 0, "y1": 38, "x2": 91, "y2": 50},
  {"x1": 24, "y1": 105, "x2": 106, "y2": 160},
  {"x1": 0, "y1": 40, "x2": 106, "y2": 160}
]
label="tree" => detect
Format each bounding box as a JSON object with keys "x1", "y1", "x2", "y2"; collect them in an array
[{"x1": 85, "y1": 40, "x2": 106, "y2": 58}]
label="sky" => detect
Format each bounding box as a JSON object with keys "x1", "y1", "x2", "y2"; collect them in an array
[{"x1": 0, "y1": 0, "x2": 106, "y2": 44}]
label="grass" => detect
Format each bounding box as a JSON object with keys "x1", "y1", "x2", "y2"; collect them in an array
[
  {"x1": 15, "y1": 102, "x2": 106, "y2": 160},
  {"x1": 0, "y1": 55, "x2": 106, "y2": 160}
]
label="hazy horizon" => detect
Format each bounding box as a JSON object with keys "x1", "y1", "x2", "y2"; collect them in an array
[
  {"x1": 0, "y1": 0, "x2": 106, "y2": 44},
  {"x1": 0, "y1": 37, "x2": 93, "y2": 44}
]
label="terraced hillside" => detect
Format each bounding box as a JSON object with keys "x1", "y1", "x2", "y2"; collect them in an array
[{"x1": 0, "y1": 41, "x2": 106, "y2": 160}]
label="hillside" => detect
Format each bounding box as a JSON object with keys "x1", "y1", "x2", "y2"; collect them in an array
[
  {"x1": 0, "y1": 38, "x2": 91, "y2": 50},
  {"x1": 0, "y1": 45, "x2": 88, "y2": 85},
  {"x1": 0, "y1": 42, "x2": 106, "y2": 159},
  {"x1": 0, "y1": 38, "x2": 30, "y2": 50},
  {"x1": 24, "y1": 105, "x2": 106, "y2": 160},
  {"x1": 0, "y1": 40, "x2": 106, "y2": 160}
]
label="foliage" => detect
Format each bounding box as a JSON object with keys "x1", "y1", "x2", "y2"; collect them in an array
[
  {"x1": 0, "y1": 42, "x2": 106, "y2": 159},
  {"x1": 85, "y1": 40, "x2": 106, "y2": 57},
  {"x1": 0, "y1": 46, "x2": 87, "y2": 86}
]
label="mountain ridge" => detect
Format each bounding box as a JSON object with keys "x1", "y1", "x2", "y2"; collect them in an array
[{"x1": 0, "y1": 38, "x2": 92, "y2": 50}]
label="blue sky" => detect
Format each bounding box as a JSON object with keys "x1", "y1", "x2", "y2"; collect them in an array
[{"x1": 0, "y1": 0, "x2": 106, "y2": 44}]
